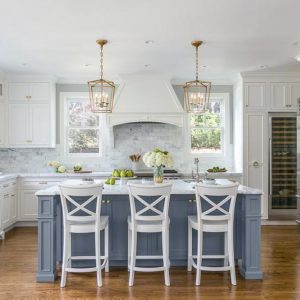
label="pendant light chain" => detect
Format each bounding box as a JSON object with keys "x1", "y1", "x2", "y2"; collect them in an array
[
  {"x1": 195, "y1": 44, "x2": 199, "y2": 81},
  {"x1": 100, "y1": 44, "x2": 104, "y2": 80}
]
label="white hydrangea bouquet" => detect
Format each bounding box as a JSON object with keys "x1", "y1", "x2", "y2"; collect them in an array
[
  {"x1": 47, "y1": 161, "x2": 66, "y2": 173},
  {"x1": 143, "y1": 148, "x2": 173, "y2": 183}
]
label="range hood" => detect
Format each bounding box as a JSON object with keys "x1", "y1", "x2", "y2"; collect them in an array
[{"x1": 106, "y1": 73, "x2": 185, "y2": 127}]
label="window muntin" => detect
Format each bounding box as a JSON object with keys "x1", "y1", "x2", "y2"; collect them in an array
[{"x1": 190, "y1": 99, "x2": 225, "y2": 154}]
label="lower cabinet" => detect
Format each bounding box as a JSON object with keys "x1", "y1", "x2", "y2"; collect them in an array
[
  {"x1": 1, "y1": 180, "x2": 17, "y2": 230},
  {"x1": 19, "y1": 190, "x2": 38, "y2": 221}
]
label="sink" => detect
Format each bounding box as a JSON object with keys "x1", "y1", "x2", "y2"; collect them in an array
[{"x1": 183, "y1": 179, "x2": 196, "y2": 183}]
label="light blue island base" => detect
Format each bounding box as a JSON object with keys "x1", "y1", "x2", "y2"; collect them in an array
[{"x1": 36, "y1": 191, "x2": 263, "y2": 282}]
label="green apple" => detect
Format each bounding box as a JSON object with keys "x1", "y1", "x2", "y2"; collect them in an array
[
  {"x1": 112, "y1": 170, "x2": 120, "y2": 177},
  {"x1": 126, "y1": 170, "x2": 134, "y2": 177},
  {"x1": 120, "y1": 170, "x2": 127, "y2": 177},
  {"x1": 105, "y1": 178, "x2": 110, "y2": 184},
  {"x1": 109, "y1": 178, "x2": 116, "y2": 185},
  {"x1": 73, "y1": 163, "x2": 82, "y2": 172}
]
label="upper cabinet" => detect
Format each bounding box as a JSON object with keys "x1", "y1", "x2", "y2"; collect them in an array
[
  {"x1": 244, "y1": 82, "x2": 266, "y2": 110},
  {"x1": 8, "y1": 82, "x2": 50, "y2": 102},
  {"x1": 270, "y1": 83, "x2": 290, "y2": 110},
  {"x1": 290, "y1": 83, "x2": 300, "y2": 110},
  {"x1": 4, "y1": 78, "x2": 56, "y2": 148}
]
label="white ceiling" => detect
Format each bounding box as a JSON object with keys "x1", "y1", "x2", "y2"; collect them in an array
[{"x1": 1, "y1": 0, "x2": 300, "y2": 82}]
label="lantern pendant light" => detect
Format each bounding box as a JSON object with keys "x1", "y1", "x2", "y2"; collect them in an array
[
  {"x1": 88, "y1": 39, "x2": 115, "y2": 113},
  {"x1": 183, "y1": 40, "x2": 211, "y2": 114}
]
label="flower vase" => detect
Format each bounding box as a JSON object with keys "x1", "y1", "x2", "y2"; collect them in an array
[{"x1": 153, "y1": 165, "x2": 164, "y2": 184}]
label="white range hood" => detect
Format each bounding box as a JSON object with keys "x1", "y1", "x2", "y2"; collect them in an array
[{"x1": 106, "y1": 73, "x2": 185, "y2": 127}]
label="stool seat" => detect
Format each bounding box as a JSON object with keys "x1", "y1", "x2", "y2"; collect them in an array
[
  {"x1": 127, "y1": 216, "x2": 170, "y2": 233},
  {"x1": 188, "y1": 216, "x2": 229, "y2": 232},
  {"x1": 70, "y1": 216, "x2": 109, "y2": 233}
]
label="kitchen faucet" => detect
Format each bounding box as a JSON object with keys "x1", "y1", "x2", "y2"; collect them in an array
[{"x1": 192, "y1": 157, "x2": 201, "y2": 182}]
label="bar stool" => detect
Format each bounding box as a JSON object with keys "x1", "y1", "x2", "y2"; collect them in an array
[
  {"x1": 127, "y1": 182, "x2": 172, "y2": 286},
  {"x1": 187, "y1": 182, "x2": 239, "y2": 285},
  {"x1": 59, "y1": 182, "x2": 109, "y2": 287}
]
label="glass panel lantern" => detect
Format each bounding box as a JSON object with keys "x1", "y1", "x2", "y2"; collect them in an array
[
  {"x1": 88, "y1": 79, "x2": 115, "y2": 113},
  {"x1": 184, "y1": 80, "x2": 211, "y2": 113}
]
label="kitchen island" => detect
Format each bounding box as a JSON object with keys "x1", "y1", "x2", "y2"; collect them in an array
[{"x1": 35, "y1": 179, "x2": 262, "y2": 282}]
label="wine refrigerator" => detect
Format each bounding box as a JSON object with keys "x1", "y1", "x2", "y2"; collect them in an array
[{"x1": 269, "y1": 113, "x2": 297, "y2": 220}]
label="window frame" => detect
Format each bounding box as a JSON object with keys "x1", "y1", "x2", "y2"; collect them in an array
[
  {"x1": 188, "y1": 93, "x2": 230, "y2": 158},
  {"x1": 60, "y1": 92, "x2": 103, "y2": 158}
]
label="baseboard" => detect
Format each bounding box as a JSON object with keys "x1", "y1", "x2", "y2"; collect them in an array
[
  {"x1": 14, "y1": 221, "x2": 37, "y2": 227},
  {"x1": 261, "y1": 220, "x2": 297, "y2": 225}
]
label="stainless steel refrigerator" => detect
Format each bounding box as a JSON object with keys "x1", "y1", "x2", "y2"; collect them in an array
[{"x1": 269, "y1": 113, "x2": 297, "y2": 220}]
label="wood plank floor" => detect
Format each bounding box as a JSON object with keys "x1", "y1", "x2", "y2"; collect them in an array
[{"x1": 0, "y1": 226, "x2": 300, "y2": 299}]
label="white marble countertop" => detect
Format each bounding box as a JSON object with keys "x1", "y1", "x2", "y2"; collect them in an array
[
  {"x1": 35, "y1": 179, "x2": 262, "y2": 196},
  {"x1": 0, "y1": 171, "x2": 243, "y2": 183}
]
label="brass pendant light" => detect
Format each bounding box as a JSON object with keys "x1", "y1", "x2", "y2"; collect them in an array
[
  {"x1": 183, "y1": 40, "x2": 211, "y2": 114},
  {"x1": 88, "y1": 39, "x2": 115, "y2": 113}
]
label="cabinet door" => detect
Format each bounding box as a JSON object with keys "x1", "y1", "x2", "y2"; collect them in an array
[
  {"x1": 1, "y1": 192, "x2": 10, "y2": 228},
  {"x1": 290, "y1": 83, "x2": 300, "y2": 110},
  {"x1": 244, "y1": 83, "x2": 266, "y2": 109},
  {"x1": 244, "y1": 112, "x2": 268, "y2": 218},
  {"x1": 30, "y1": 104, "x2": 51, "y2": 146},
  {"x1": 8, "y1": 103, "x2": 30, "y2": 146},
  {"x1": 19, "y1": 190, "x2": 38, "y2": 220},
  {"x1": 0, "y1": 102, "x2": 5, "y2": 146},
  {"x1": 10, "y1": 192, "x2": 17, "y2": 223},
  {"x1": 30, "y1": 83, "x2": 50, "y2": 102},
  {"x1": 8, "y1": 83, "x2": 30, "y2": 101},
  {"x1": 270, "y1": 83, "x2": 290, "y2": 110}
]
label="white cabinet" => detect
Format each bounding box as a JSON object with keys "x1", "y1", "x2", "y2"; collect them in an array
[
  {"x1": 0, "y1": 180, "x2": 18, "y2": 230},
  {"x1": 19, "y1": 190, "x2": 38, "y2": 221},
  {"x1": 8, "y1": 103, "x2": 51, "y2": 147},
  {"x1": 19, "y1": 179, "x2": 61, "y2": 221},
  {"x1": 8, "y1": 82, "x2": 49, "y2": 102},
  {"x1": 290, "y1": 83, "x2": 300, "y2": 110},
  {"x1": 5, "y1": 79, "x2": 55, "y2": 148},
  {"x1": 31, "y1": 104, "x2": 51, "y2": 145},
  {"x1": 8, "y1": 103, "x2": 29, "y2": 146},
  {"x1": 244, "y1": 112, "x2": 268, "y2": 218},
  {"x1": 270, "y1": 83, "x2": 291, "y2": 110},
  {"x1": 244, "y1": 83, "x2": 266, "y2": 110},
  {"x1": 0, "y1": 102, "x2": 5, "y2": 146}
]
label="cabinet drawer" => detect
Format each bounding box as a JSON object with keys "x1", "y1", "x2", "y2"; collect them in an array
[
  {"x1": 1, "y1": 180, "x2": 17, "y2": 190},
  {"x1": 21, "y1": 179, "x2": 61, "y2": 190}
]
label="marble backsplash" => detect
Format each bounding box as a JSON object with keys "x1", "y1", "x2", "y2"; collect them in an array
[{"x1": 0, "y1": 123, "x2": 233, "y2": 174}]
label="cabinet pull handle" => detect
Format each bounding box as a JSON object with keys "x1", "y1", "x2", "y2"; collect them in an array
[
  {"x1": 102, "y1": 200, "x2": 106, "y2": 204},
  {"x1": 4, "y1": 194, "x2": 9, "y2": 197},
  {"x1": 38, "y1": 181, "x2": 48, "y2": 184},
  {"x1": 252, "y1": 161, "x2": 260, "y2": 167},
  {"x1": 3, "y1": 184, "x2": 9, "y2": 188},
  {"x1": 188, "y1": 199, "x2": 192, "y2": 203},
  {"x1": 11, "y1": 194, "x2": 16, "y2": 196},
  {"x1": 26, "y1": 140, "x2": 32, "y2": 143},
  {"x1": 106, "y1": 200, "x2": 111, "y2": 204}
]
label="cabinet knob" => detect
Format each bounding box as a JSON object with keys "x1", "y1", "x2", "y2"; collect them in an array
[
  {"x1": 252, "y1": 161, "x2": 260, "y2": 167},
  {"x1": 26, "y1": 140, "x2": 32, "y2": 143},
  {"x1": 106, "y1": 200, "x2": 111, "y2": 204},
  {"x1": 245, "y1": 104, "x2": 249, "y2": 107},
  {"x1": 188, "y1": 199, "x2": 192, "y2": 203},
  {"x1": 102, "y1": 200, "x2": 106, "y2": 204}
]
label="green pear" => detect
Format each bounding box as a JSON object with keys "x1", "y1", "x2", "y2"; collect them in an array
[{"x1": 120, "y1": 170, "x2": 127, "y2": 177}]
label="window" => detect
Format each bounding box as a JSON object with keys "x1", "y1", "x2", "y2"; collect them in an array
[
  {"x1": 61, "y1": 93, "x2": 101, "y2": 157},
  {"x1": 190, "y1": 94, "x2": 229, "y2": 155}
]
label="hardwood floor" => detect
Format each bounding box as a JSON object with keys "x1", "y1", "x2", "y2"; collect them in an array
[{"x1": 0, "y1": 226, "x2": 299, "y2": 299}]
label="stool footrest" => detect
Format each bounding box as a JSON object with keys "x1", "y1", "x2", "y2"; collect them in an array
[
  {"x1": 65, "y1": 267, "x2": 97, "y2": 273},
  {"x1": 131, "y1": 266, "x2": 167, "y2": 272},
  {"x1": 135, "y1": 255, "x2": 163, "y2": 260}
]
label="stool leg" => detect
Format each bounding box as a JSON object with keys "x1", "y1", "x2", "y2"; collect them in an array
[
  {"x1": 128, "y1": 226, "x2": 132, "y2": 272},
  {"x1": 224, "y1": 232, "x2": 228, "y2": 267},
  {"x1": 195, "y1": 229, "x2": 203, "y2": 286},
  {"x1": 105, "y1": 224, "x2": 109, "y2": 273},
  {"x1": 95, "y1": 230, "x2": 102, "y2": 287},
  {"x1": 60, "y1": 229, "x2": 69, "y2": 288},
  {"x1": 129, "y1": 230, "x2": 137, "y2": 286},
  {"x1": 228, "y1": 227, "x2": 236, "y2": 285},
  {"x1": 188, "y1": 222, "x2": 192, "y2": 271},
  {"x1": 162, "y1": 229, "x2": 170, "y2": 286}
]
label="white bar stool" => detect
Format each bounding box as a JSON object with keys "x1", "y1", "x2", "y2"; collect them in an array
[
  {"x1": 188, "y1": 182, "x2": 239, "y2": 285},
  {"x1": 59, "y1": 182, "x2": 109, "y2": 287},
  {"x1": 127, "y1": 182, "x2": 172, "y2": 286}
]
